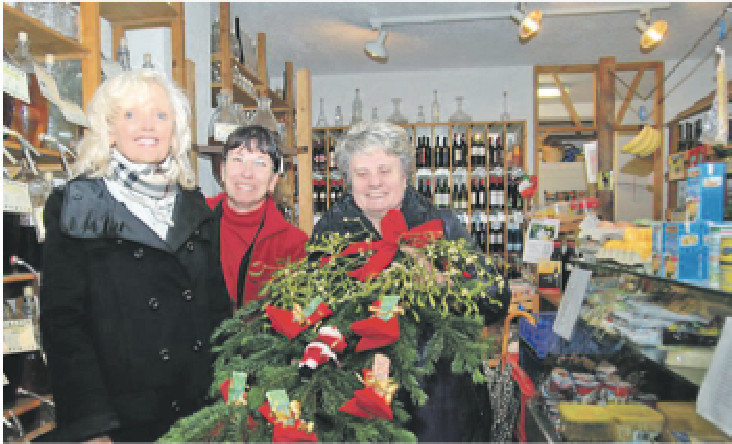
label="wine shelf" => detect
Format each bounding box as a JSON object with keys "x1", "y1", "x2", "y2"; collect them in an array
[
  {"x1": 3, "y1": 273, "x2": 36, "y2": 284},
  {"x1": 3, "y1": 5, "x2": 88, "y2": 60}
]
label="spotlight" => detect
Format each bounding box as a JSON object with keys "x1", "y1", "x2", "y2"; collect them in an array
[
  {"x1": 511, "y1": 3, "x2": 542, "y2": 41},
  {"x1": 636, "y1": 9, "x2": 667, "y2": 52},
  {"x1": 364, "y1": 29, "x2": 388, "y2": 62}
]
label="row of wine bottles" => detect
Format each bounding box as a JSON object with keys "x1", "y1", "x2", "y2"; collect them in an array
[
  {"x1": 312, "y1": 138, "x2": 338, "y2": 173},
  {"x1": 416, "y1": 175, "x2": 525, "y2": 211},
  {"x1": 312, "y1": 178, "x2": 345, "y2": 214},
  {"x1": 469, "y1": 219, "x2": 523, "y2": 254},
  {"x1": 415, "y1": 133, "x2": 508, "y2": 169}
]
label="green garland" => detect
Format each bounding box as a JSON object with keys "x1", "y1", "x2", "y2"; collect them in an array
[{"x1": 160, "y1": 227, "x2": 503, "y2": 443}]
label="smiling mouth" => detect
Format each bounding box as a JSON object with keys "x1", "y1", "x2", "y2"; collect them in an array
[
  {"x1": 135, "y1": 137, "x2": 160, "y2": 146},
  {"x1": 235, "y1": 184, "x2": 255, "y2": 191},
  {"x1": 366, "y1": 192, "x2": 386, "y2": 198}
]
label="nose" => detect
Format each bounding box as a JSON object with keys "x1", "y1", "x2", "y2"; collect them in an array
[
  {"x1": 367, "y1": 173, "x2": 382, "y2": 188},
  {"x1": 240, "y1": 160, "x2": 254, "y2": 177}
]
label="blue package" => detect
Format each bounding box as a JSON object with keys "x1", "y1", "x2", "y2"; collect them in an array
[{"x1": 686, "y1": 163, "x2": 726, "y2": 223}]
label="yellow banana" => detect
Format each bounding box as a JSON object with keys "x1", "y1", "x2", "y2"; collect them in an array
[
  {"x1": 637, "y1": 126, "x2": 661, "y2": 157},
  {"x1": 621, "y1": 125, "x2": 651, "y2": 154}
]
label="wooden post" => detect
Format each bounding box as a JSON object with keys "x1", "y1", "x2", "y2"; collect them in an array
[
  {"x1": 257, "y1": 32, "x2": 268, "y2": 98},
  {"x1": 219, "y1": 2, "x2": 231, "y2": 99},
  {"x1": 80, "y1": 2, "x2": 101, "y2": 112},
  {"x1": 596, "y1": 57, "x2": 616, "y2": 221},
  {"x1": 170, "y1": 2, "x2": 185, "y2": 89},
  {"x1": 296, "y1": 68, "x2": 313, "y2": 234},
  {"x1": 653, "y1": 61, "x2": 665, "y2": 220}
]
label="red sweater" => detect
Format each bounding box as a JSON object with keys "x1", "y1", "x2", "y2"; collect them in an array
[{"x1": 207, "y1": 194, "x2": 309, "y2": 309}]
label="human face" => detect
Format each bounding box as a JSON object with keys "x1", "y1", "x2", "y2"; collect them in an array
[
  {"x1": 108, "y1": 83, "x2": 174, "y2": 164},
  {"x1": 350, "y1": 147, "x2": 407, "y2": 224},
  {"x1": 221, "y1": 143, "x2": 278, "y2": 214}
]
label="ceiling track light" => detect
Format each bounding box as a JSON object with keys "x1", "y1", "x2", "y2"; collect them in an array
[
  {"x1": 636, "y1": 8, "x2": 668, "y2": 52},
  {"x1": 511, "y1": 2, "x2": 543, "y2": 41},
  {"x1": 364, "y1": 28, "x2": 388, "y2": 62}
]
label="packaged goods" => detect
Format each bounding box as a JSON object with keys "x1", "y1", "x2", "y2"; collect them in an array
[
  {"x1": 656, "y1": 402, "x2": 729, "y2": 443},
  {"x1": 661, "y1": 222, "x2": 710, "y2": 281},
  {"x1": 686, "y1": 163, "x2": 726, "y2": 223},
  {"x1": 606, "y1": 404, "x2": 664, "y2": 442},
  {"x1": 559, "y1": 404, "x2": 614, "y2": 442}
]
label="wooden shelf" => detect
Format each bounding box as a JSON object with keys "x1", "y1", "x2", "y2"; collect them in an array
[
  {"x1": 99, "y1": 2, "x2": 178, "y2": 29},
  {"x1": 25, "y1": 421, "x2": 55, "y2": 441},
  {"x1": 4, "y1": 141, "x2": 73, "y2": 165},
  {"x1": 3, "y1": 5, "x2": 89, "y2": 59},
  {"x1": 3, "y1": 395, "x2": 52, "y2": 419},
  {"x1": 3, "y1": 273, "x2": 35, "y2": 284}
]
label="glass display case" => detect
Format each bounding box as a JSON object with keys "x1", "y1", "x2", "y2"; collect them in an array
[{"x1": 521, "y1": 259, "x2": 731, "y2": 443}]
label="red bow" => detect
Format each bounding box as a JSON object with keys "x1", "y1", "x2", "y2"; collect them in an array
[
  {"x1": 338, "y1": 368, "x2": 396, "y2": 420},
  {"x1": 350, "y1": 301, "x2": 402, "y2": 352},
  {"x1": 266, "y1": 303, "x2": 332, "y2": 340},
  {"x1": 322, "y1": 209, "x2": 443, "y2": 281}
]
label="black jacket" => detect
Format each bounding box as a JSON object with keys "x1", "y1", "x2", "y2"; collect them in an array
[
  {"x1": 311, "y1": 186, "x2": 510, "y2": 441},
  {"x1": 39, "y1": 178, "x2": 231, "y2": 442}
]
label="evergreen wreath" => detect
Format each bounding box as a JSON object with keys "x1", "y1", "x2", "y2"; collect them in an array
[{"x1": 160, "y1": 213, "x2": 504, "y2": 443}]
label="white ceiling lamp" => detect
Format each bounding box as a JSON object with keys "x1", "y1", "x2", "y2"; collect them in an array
[
  {"x1": 511, "y1": 3, "x2": 543, "y2": 41},
  {"x1": 636, "y1": 8, "x2": 668, "y2": 52},
  {"x1": 364, "y1": 28, "x2": 388, "y2": 62},
  {"x1": 537, "y1": 87, "x2": 561, "y2": 98}
]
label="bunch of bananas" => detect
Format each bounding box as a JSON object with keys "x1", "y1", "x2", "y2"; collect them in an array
[{"x1": 620, "y1": 124, "x2": 661, "y2": 157}]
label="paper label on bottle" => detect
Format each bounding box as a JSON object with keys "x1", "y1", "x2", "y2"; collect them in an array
[
  {"x1": 3, "y1": 319, "x2": 39, "y2": 354},
  {"x1": 214, "y1": 123, "x2": 240, "y2": 142},
  {"x1": 3, "y1": 180, "x2": 32, "y2": 213},
  {"x1": 3, "y1": 59, "x2": 30, "y2": 104}
]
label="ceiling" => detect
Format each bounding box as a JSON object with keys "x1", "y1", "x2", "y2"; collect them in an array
[{"x1": 229, "y1": 2, "x2": 730, "y2": 78}]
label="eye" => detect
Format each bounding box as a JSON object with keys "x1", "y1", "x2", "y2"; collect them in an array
[
  {"x1": 229, "y1": 156, "x2": 245, "y2": 163},
  {"x1": 254, "y1": 159, "x2": 268, "y2": 167},
  {"x1": 156, "y1": 112, "x2": 167, "y2": 120},
  {"x1": 124, "y1": 111, "x2": 133, "y2": 119}
]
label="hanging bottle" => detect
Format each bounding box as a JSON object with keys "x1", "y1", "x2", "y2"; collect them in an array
[
  {"x1": 416, "y1": 105, "x2": 426, "y2": 123},
  {"x1": 334, "y1": 105, "x2": 344, "y2": 126},
  {"x1": 500, "y1": 90, "x2": 510, "y2": 121},
  {"x1": 449, "y1": 96, "x2": 472, "y2": 122},
  {"x1": 142, "y1": 53, "x2": 154, "y2": 69},
  {"x1": 211, "y1": 18, "x2": 221, "y2": 53},
  {"x1": 387, "y1": 98, "x2": 408, "y2": 124},
  {"x1": 431, "y1": 89, "x2": 440, "y2": 122},
  {"x1": 371, "y1": 107, "x2": 378, "y2": 121},
  {"x1": 117, "y1": 37, "x2": 131, "y2": 71},
  {"x1": 351, "y1": 88, "x2": 363, "y2": 125},
  {"x1": 42, "y1": 55, "x2": 78, "y2": 157},
  {"x1": 316, "y1": 98, "x2": 328, "y2": 127}
]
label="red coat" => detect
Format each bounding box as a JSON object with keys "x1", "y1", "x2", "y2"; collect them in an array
[{"x1": 207, "y1": 194, "x2": 309, "y2": 309}]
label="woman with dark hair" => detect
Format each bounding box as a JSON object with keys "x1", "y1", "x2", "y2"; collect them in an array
[{"x1": 206, "y1": 125, "x2": 308, "y2": 311}]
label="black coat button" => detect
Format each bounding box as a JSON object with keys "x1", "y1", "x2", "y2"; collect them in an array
[
  {"x1": 193, "y1": 229, "x2": 200, "y2": 236},
  {"x1": 160, "y1": 348, "x2": 170, "y2": 361},
  {"x1": 148, "y1": 298, "x2": 159, "y2": 310},
  {"x1": 171, "y1": 400, "x2": 181, "y2": 412},
  {"x1": 133, "y1": 248, "x2": 144, "y2": 259},
  {"x1": 193, "y1": 340, "x2": 203, "y2": 351},
  {"x1": 182, "y1": 289, "x2": 192, "y2": 301},
  {"x1": 186, "y1": 241, "x2": 195, "y2": 251},
  {"x1": 73, "y1": 193, "x2": 82, "y2": 200},
  {"x1": 117, "y1": 239, "x2": 123, "y2": 245}
]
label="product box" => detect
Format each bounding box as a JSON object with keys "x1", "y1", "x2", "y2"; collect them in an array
[
  {"x1": 661, "y1": 222, "x2": 710, "y2": 281},
  {"x1": 537, "y1": 260, "x2": 562, "y2": 295},
  {"x1": 705, "y1": 223, "x2": 732, "y2": 289},
  {"x1": 651, "y1": 222, "x2": 664, "y2": 277},
  {"x1": 686, "y1": 163, "x2": 726, "y2": 223}
]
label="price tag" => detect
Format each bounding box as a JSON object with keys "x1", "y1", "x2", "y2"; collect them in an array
[
  {"x1": 373, "y1": 353, "x2": 390, "y2": 384},
  {"x1": 265, "y1": 389, "x2": 290, "y2": 416},
  {"x1": 3, "y1": 319, "x2": 39, "y2": 354},
  {"x1": 3, "y1": 59, "x2": 30, "y2": 104},
  {"x1": 229, "y1": 371, "x2": 247, "y2": 404},
  {"x1": 303, "y1": 297, "x2": 322, "y2": 318},
  {"x1": 377, "y1": 295, "x2": 400, "y2": 321},
  {"x1": 3, "y1": 180, "x2": 32, "y2": 213},
  {"x1": 552, "y1": 268, "x2": 592, "y2": 340}
]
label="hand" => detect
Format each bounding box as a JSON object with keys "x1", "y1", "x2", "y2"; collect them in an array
[
  {"x1": 84, "y1": 435, "x2": 112, "y2": 443},
  {"x1": 400, "y1": 245, "x2": 448, "y2": 286}
]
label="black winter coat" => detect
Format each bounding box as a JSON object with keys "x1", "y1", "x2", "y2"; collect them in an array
[
  {"x1": 39, "y1": 178, "x2": 231, "y2": 442},
  {"x1": 311, "y1": 186, "x2": 511, "y2": 442}
]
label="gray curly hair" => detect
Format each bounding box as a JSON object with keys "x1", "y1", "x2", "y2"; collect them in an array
[
  {"x1": 73, "y1": 69, "x2": 196, "y2": 189},
  {"x1": 335, "y1": 121, "x2": 415, "y2": 189}
]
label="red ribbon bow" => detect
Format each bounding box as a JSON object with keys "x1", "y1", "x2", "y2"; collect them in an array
[
  {"x1": 322, "y1": 209, "x2": 443, "y2": 281},
  {"x1": 266, "y1": 303, "x2": 332, "y2": 340},
  {"x1": 338, "y1": 369, "x2": 394, "y2": 420}
]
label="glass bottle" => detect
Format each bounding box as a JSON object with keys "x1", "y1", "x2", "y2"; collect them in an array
[
  {"x1": 500, "y1": 91, "x2": 510, "y2": 121},
  {"x1": 449, "y1": 96, "x2": 472, "y2": 122},
  {"x1": 211, "y1": 18, "x2": 221, "y2": 53},
  {"x1": 10, "y1": 32, "x2": 48, "y2": 150},
  {"x1": 232, "y1": 103, "x2": 247, "y2": 125},
  {"x1": 43, "y1": 55, "x2": 77, "y2": 152},
  {"x1": 250, "y1": 97, "x2": 278, "y2": 132},
  {"x1": 208, "y1": 90, "x2": 238, "y2": 143},
  {"x1": 431, "y1": 89, "x2": 440, "y2": 122},
  {"x1": 351, "y1": 88, "x2": 363, "y2": 125},
  {"x1": 316, "y1": 98, "x2": 328, "y2": 127},
  {"x1": 142, "y1": 53, "x2": 154, "y2": 69},
  {"x1": 212, "y1": 60, "x2": 222, "y2": 83},
  {"x1": 117, "y1": 37, "x2": 131, "y2": 71},
  {"x1": 334, "y1": 106, "x2": 343, "y2": 126},
  {"x1": 231, "y1": 30, "x2": 241, "y2": 61},
  {"x1": 371, "y1": 107, "x2": 378, "y2": 121},
  {"x1": 386, "y1": 98, "x2": 408, "y2": 124},
  {"x1": 416, "y1": 105, "x2": 426, "y2": 123}
]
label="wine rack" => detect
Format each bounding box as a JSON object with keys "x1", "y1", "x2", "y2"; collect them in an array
[{"x1": 302, "y1": 120, "x2": 527, "y2": 273}]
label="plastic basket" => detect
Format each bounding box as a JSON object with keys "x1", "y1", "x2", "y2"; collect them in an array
[
  {"x1": 518, "y1": 312, "x2": 559, "y2": 358},
  {"x1": 519, "y1": 312, "x2": 624, "y2": 359}
]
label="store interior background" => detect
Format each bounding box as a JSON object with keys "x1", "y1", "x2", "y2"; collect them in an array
[{"x1": 94, "y1": 2, "x2": 731, "y2": 221}]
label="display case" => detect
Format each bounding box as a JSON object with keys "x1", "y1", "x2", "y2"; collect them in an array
[{"x1": 521, "y1": 259, "x2": 731, "y2": 443}]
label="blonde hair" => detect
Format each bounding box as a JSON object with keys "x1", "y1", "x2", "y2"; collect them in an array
[{"x1": 73, "y1": 69, "x2": 196, "y2": 189}]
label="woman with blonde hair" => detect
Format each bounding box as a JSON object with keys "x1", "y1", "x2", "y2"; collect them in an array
[{"x1": 40, "y1": 69, "x2": 230, "y2": 442}]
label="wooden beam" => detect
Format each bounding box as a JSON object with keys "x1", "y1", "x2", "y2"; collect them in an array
[
  {"x1": 537, "y1": 125, "x2": 598, "y2": 133},
  {"x1": 653, "y1": 61, "x2": 665, "y2": 220},
  {"x1": 616, "y1": 67, "x2": 645, "y2": 125},
  {"x1": 296, "y1": 68, "x2": 313, "y2": 234},
  {"x1": 219, "y1": 2, "x2": 231, "y2": 99},
  {"x1": 552, "y1": 73, "x2": 582, "y2": 127},
  {"x1": 171, "y1": 2, "x2": 185, "y2": 89},
  {"x1": 80, "y1": 2, "x2": 101, "y2": 112},
  {"x1": 597, "y1": 57, "x2": 616, "y2": 221},
  {"x1": 533, "y1": 65, "x2": 539, "y2": 175},
  {"x1": 257, "y1": 32, "x2": 268, "y2": 98},
  {"x1": 536, "y1": 64, "x2": 597, "y2": 74}
]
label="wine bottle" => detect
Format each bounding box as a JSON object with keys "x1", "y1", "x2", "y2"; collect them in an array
[
  {"x1": 329, "y1": 137, "x2": 337, "y2": 171},
  {"x1": 425, "y1": 179, "x2": 433, "y2": 204},
  {"x1": 433, "y1": 137, "x2": 441, "y2": 168},
  {"x1": 470, "y1": 178, "x2": 477, "y2": 210},
  {"x1": 234, "y1": 16, "x2": 244, "y2": 63},
  {"x1": 460, "y1": 134, "x2": 468, "y2": 168},
  {"x1": 453, "y1": 133, "x2": 462, "y2": 168},
  {"x1": 453, "y1": 181, "x2": 460, "y2": 210},
  {"x1": 488, "y1": 136, "x2": 495, "y2": 167},
  {"x1": 459, "y1": 181, "x2": 468, "y2": 211},
  {"x1": 425, "y1": 136, "x2": 432, "y2": 168},
  {"x1": 477, "y1": 178, "x2": 486, "y2": 211},
  {"x1": 496, "y1": 136, "x2": 503, "y2": 167},
  {"x1": 497, "y1": 175, "x2": 505, "y2": 211}
]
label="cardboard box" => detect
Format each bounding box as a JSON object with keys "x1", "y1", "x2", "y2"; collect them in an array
[
  {"x1": 661, "y1": 222, "x2": 710, "y2": 281},
  {"x1": 686, "y1": 163, "x2": 726, "y2": 223}
]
